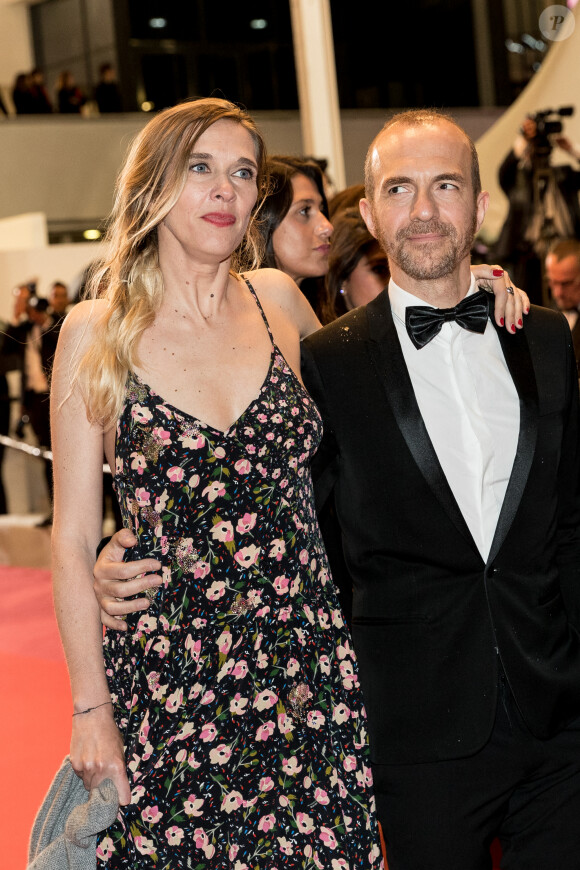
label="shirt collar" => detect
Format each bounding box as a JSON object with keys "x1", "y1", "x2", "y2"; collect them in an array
[{"x1": 389, "y1": 273, "x2": 478, "y2": 326}]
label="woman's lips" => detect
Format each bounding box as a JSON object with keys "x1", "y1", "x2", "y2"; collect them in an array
[{"x1": 202, "y1": 213, "x2": 236, "y2": 226}]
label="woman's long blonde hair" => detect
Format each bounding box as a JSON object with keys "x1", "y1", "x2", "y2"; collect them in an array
[{"x1": 74, "y1": 97, "x2": 269, "y2": 429}]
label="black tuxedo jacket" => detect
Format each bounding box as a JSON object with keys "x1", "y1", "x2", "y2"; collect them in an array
[{"x1": 301, "y1": 291, "x2": 580, "y2": 765}]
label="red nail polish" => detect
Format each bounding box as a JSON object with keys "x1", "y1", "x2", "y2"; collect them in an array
[
  {"x1": 517, "y1": 318, "x2": 522, "y2": 327},
  {"x1": 511, "y1": 324, "x2": 516, "y2": 332},
  {"x1": 525, "y1": 307, "x2": 530, "y2": 314},
  {"x1": 493, "y1": 269, "x2": 504, "y2": 276},
  {"x1": 500, "y1": 317, "x2": 504, "y2": 326}
]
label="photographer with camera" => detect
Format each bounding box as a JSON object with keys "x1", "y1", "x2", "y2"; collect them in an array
[{"x1": 492, "y1": 107, "x2": 580, "y2": 306}]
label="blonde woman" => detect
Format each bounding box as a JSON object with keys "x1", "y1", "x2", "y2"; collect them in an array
[{"x1": 51, "y1": 97, "x2": 385, "y2": 868}]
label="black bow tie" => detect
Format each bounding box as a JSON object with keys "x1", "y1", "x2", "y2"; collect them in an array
[{"x1": 405, "y1": 288, "x2": 491, "y2": 349}]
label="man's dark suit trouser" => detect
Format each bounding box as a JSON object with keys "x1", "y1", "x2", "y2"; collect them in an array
[{"x1": 372, "y1": 675, "x2": 580, "y2": 870}]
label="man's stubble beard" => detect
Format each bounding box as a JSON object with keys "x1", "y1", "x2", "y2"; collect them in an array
[{"x1": 377, "y1": 211, "x2": 477, "y2": 281}]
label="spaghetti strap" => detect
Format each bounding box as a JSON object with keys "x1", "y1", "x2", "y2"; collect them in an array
[{"x1": 244, "y1": 277, "x2": 275, "y2": 344}]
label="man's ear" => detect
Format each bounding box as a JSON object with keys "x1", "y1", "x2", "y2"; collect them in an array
[
  {"x1": 359, "y1": 198, "x2": 378, "y2": 240},
  {"x1": 475, "y1": 190, "x2": 490, "y2": 234}
]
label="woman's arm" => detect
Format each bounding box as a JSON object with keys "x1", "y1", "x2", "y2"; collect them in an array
[{"x1": 51, "y1": 302, "x2": 131, "y2": 804}]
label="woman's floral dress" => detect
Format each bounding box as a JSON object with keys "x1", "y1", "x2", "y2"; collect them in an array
[{"x1": 96, "y1": 281, "x2": 383, "y2": 869}]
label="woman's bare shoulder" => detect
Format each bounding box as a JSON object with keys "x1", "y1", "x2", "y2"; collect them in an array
[
  {"x1": 58, "y1": 298, "x2": 108, "y2": 344},
  {"x1": 241, "y1": 268, "x2": 321, "y2": 338}
]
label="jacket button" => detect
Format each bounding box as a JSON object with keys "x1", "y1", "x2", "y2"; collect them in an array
[{"x1": 489, "y1": 567, "x2": 499, "y2": 577}]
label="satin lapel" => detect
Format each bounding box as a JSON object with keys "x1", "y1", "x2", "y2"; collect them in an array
[
  {"x1": 364, "y1": 292, "x2": 479, "y2": 553},
  {"x1": 487, "y1": 320, "x2": 538, "y2": 564}
]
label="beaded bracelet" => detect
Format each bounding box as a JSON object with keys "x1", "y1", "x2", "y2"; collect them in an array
[{"x1": 72, "y1": 701, "x2": 113, "y2": 717}]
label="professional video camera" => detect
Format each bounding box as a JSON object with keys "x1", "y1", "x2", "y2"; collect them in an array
[{"x1": 525, "y1": 106, "x2": 575, "y2": 159}]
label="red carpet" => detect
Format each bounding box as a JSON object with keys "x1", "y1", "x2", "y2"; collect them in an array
[{"x1": 0, "y1": 566, "x2": 70, "y2": 869}]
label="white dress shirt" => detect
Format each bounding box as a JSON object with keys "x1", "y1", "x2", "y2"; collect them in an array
[{"x1": 389, "y1": 276, "x2": 520, "y2": 561}]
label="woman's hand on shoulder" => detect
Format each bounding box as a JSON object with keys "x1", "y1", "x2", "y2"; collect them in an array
[
  {"x1": 245, "y1": 268, "x2": 322, "y2": 339},
  {"x1": 470, "y1": 265, "x2": 530, "y2": 331}
]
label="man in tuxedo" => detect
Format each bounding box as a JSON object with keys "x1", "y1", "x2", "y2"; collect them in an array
[
  {"x1": 299, "y1": 110, "x2": 580, "y2": 869},
  {"x1": 545, "y1": 238, "x2": 580, "y2": 372}
]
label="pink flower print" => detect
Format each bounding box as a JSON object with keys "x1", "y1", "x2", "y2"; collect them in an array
[
  {"x1": 306, "y1": 710, "x2": 326, "y2": 730},
  {"x1": 136, "y1": 614, "x2": 157, "y2": 634},
  {"x1": 279, "y1": 795, "x2": 289, "y2": 807},
  {"x1": 165, "y1": 687, "x2": 183, "y2": 713},
  {"x1": 135, "y1": 487, "x2": 150, "y2": 506},
  {"x1": 256, "y1": 720, "x2": 276, "y2": 741},
  {"x1": 230, "y1": 693, "x2": 249, "y2": 715},
  {"x1": 214, "y1": 446, "x2": 226, "y2": 459},
  {"x1": 167, "y1": 466, "x2": 184, "y2": 482},
  {"x1": 134, "y1": 836, "x2": 156, "y2": 856},
  {"x1": 216, "y1": 630, "x2": 232, "y2": 655},
  {"x1": 141, "y1": 805, "x2": 163, "y2": 824},
  {"x1": 229, "y1": 845, "x2": 239, "y2": 861},
  {"x1": 272, "y1": 574, "x2": 290, "y2": 595},
  {"x1": 296, "y1": 813, "x2": 315, "y2": 835},
  {"x1": 115, "y1": 457, "x2": 123, "y2": 475},
  {"x1": 152, "y1": 426, "x2": 171, "y2": 445},
  {"x1": 193, "y1": 828, "x2": 215, "y2": 859},
  {"x1": 236, "y1": 512, "x2": 257, "y2": 534},
  {"x1": 259, "y1": 776, "x2": 274, "y2": 792},
  {"x1": 343, "y1": 755, "x2": 358, "y2": 772},
  {"x1": 257, "y1": 413, "x2": 268, "y2": 423},
  {"x1": 130, "y1": 452, "x2": 146, "y2": 475},
  {"x1": 217, "y1": 658, "x2": 235, "y2": 682},
  {"x1": 200, "y1": 688, "x2": 215, "y2": 705},
  {"x1": 131, "y1": 404, "x2": 153, "y2": 424},
  {"x1": 363, "y1": 764, "x2": 373, "y2": 788},
  {"x1": 209, "y1": 743, "x2": 232, "y2": 765},
  {"x1": 131, "y1": 785, "x2": 145, "y2": 804},
  {"x1": 293, "y1": 627, "x2": 307, "y2": 646},
  {"x1": 314, "y1": 787, "x2": 330, "y2": 805},
  {"x1": 188, "y1": 473, "x2": 200, "y2": 488},
  {"x1": 266, "y1": 432, "x2": 275, "y2": 441},
  {"x1": 234, "y1": 458, "x2": 252, "y2": 475},
  {"x1": 269, "y1": 537, "x2": 286, "y2": 559},
  {"x1": 221, "y1": 790, "x2": 244, "y2": 814},
  {"x1": 156, "y1": 404, "x2": 173, "y2": 420},
  {"x1": 253, "y1": 688, "x2": 278, "y2": 711},
  {"x1": 332, "y1": 703, "x2": 351, "y2": 725},
  {"x1": 286, "y1": 657, "x2": 300, "y2": 677},
  {"x1": 206, "y1": 580, "x2": 226, "y2": 601},
  {"x1": 331, "y1": 608, "x2": 345, "y2": 628},
  {"x1": 176, "y1": 721, "x2": 195, "y2": 740},
  {"x1": 299, "y1": 549, "x2": 309, "y2": 565},
  {"x1": 278, "y1": 606, "x2": 292, "y2": 622},
  {"x1": 290, "y1": 575, "x2": 301, "y2": 596},
  {"x1": 282, "y1": 755, "x2": 302, "y2": 776},
  {"x1": 317, "y1": 608, "x2": 330, "y2": 629},
  {"x1": 271, "y1": 413, "x2": 283, "y2": 423},
  {"x1": 340, "y1": 660, "x2": 357, "y2": 689},
  {"x1": 193, "y1": 560, "x2": 210, "y2": 579},
  {"x1": 332, "y1": 859, "x2": 350, "y2": 870},
  {"x1": 180, "y1": 430, "x2": 205, "y2": 449},
  {"x1": 175, "y1": 748, "x2": 187, "y2": 764},
  {"x1": 278, "y1": 837, "x2": 294, "y2": 855},
  {"x1": 188, "y1": 751, "x2": 201, "y2": 769},
  {"x1": 202, "y1": 481, "x2": 226, "y2": 502},
  {"x1": 160, "y1": 535, "x2": 169, "y2": 555},
  {"x1": 258, "y1": 814, "x2": 276, "y2": 832},
  {"x1": 233, "y1": 544, "x2": 260, "y2": 568},
  {"x1": 200, "y1": 722, "x2": 217, "y2": 742},
  {"x1": 138, "y1": 715, "x2": 150, "y2": 745},
  {"x1": 277, "y1": 712, "x2": 294, "y2": 734},
  {"x1": 165, "y1": 826, "x2": 184, "y2": 845},
  {"x1": 337, "y1": 639, "x2": 353, "y2": 660},
  {"x1": 96, "y1": 836, "x2": 115, "y2": 862},
  {"x1": 231, "y1": 660, "x2": 248, "y2": 679},
  {"x1": 319, "y1": 654, "x2": 331, "y2": 675},
  {"x1": 153, "y1": 636, "x2": 170, "y2": 658},
  {"x1": 256, "y1": 650, "x2": 268, "y2": 669},
  {"x1": 183, "y1": 795, "x2": 204, "y2": 816},
  {"x1": 319, "y1": 827, "x2": 338, "y2": 850},
  {"x1": 211, "y1": 520, "x2": 234, "y2": 542}
]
